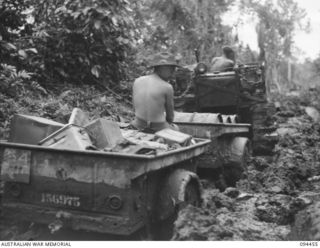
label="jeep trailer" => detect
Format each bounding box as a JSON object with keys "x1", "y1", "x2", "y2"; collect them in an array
[
  {"x1": 0, "y1": 139, "x2": 210, "y2": 239},
  {"x1": 174, "y1": 120, "x2": 251, "y2": 187}
]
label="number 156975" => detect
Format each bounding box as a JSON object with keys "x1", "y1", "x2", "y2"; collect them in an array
[{"x1": 41, "y1": 193, "x2": 80, "y2": 207}]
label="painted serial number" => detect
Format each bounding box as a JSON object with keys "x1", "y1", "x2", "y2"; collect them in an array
[{"x1": 41, "y1": 193, "x2": 80, "y2": 207}]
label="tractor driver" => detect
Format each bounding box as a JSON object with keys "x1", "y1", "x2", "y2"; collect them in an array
[
  {"x1": 211, "y1": 46, "x2": 235, "y2": 72},
  {"x1": 131, "y1": 52, "x2": 179, "y2": 133}
]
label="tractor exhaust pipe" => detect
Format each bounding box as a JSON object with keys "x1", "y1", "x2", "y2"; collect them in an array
[{"x1": 194, "y1": 49, "x2": 200, "y2": 63}]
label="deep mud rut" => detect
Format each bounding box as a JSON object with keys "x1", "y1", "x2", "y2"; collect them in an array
[{"x1": 2, "y1": 89, "x2": 320, "y2": 241}]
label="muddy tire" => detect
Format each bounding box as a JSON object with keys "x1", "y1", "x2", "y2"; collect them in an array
[
  {"x1": 223, "y1": 142, "x2": 251, "y2": 187},
  {"x1": 220, "y1": 137, "x2": 251, "y2": 187},
  {"x1": 183, "y1": 181, "x2": 202, "y2": 207},
  {"x1": 155, "y1": 172, "x2": 202, "y2": 240}
]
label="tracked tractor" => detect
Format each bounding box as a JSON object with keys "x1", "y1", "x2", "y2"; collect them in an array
[{"x1": 174, "y1": 50, "x2": 278, "y2": 155}]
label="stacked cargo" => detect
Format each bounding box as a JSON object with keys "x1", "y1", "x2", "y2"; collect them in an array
[{"x1": 8, "y1": 108, "x2": 195, "y2": 155}]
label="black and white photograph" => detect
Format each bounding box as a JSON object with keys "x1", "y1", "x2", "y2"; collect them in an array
[{"x1": 0, "y1": 0, "x2": 320, "y2": 245}]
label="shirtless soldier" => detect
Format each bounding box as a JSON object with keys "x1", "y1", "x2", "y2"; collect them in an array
[
  {"x1": 211, "y1": 46, "x2": 235, "y2": 72},
  {"x1": 131, "y1": 52, "x2": 179, "y2": 132}
]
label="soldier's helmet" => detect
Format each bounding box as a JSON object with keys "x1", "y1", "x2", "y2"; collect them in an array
[{"x1": 149, "y1": 52, "x2": 179, "y2": 68}]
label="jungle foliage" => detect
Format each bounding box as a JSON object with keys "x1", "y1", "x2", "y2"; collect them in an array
[
  {"x1": 0, "y1": 0, "x2": 138, "y2": 89},
  {"x1": 0, "y1": 0, "x2": 317, "y2": 100}
]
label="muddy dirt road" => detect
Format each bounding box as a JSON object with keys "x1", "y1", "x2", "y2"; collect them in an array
[{"x1": 173, "y1": 89, "x2": 320, "y2": 241}]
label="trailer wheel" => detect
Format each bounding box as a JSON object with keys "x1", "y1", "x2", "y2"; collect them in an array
[
  {"x1": 223, "y1": 138, "x2": 251, "y2": 187},
  {"x1": 184, "y1": 181, "x2": 201, "y2": 206},
  {"x1": 157, "y1": 180, "x2": 201, "y2": 240},
  {"x1": 155, "y1": 170, "x2": 202, "y2": 240}
]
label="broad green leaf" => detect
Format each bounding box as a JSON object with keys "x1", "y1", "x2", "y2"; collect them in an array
[
  {"x1": 122, "y1": 38, "x2": 129, "y2": 44},
  {"x1": 57, "y1": 68, "x2": 68, "y2": 77},
  {"x1": 125, "y1": 6, "x2": 133, "y2": 12},
  {"x1": 18, "y1": 50, "x2": 28, "y2": 59},
  {"x1": 91, "y1": 65, "x2": 100, "y2": 78},
  {"x1": 4, "y1": 43, "x2": 17, "y2": 51},
  {"x1": 82, "y1": 7, "x2": 91, "y2": 15},
  {"x1": 111, "y1": 16, "x2": 118, "y2": 26},
  {"x1": 55, "y1": 6, "x2": 67, "y2": 14},
  {"x1": 72, "y1": 11, "x2": 82, "y2": 19},
  {"x1": 26, "y1": 48, "x2": 38, "y2": 54},
  {"x1": 100, "y1": 96, "x2": 107, "y2": 103},
  {"x1": 18, "y1": 70, "x2": 32, "y2": 79}
]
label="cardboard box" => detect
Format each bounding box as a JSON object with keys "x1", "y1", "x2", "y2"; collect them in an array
[
  {"x1": 9, "y1": 114, "x2": 64, "y2": 145},
  {"x1": 155, "y1": 128, "x2": 192, "y2": 146},
  {"x1": 68, "y1": 108, "x2": 90, "y2": 127},
  {"x1": 39, "y1": 124, "x2": 93, "y2": 150},
  {"x1": 85, "y1": 118, "x2": 123, "y2": 149}
]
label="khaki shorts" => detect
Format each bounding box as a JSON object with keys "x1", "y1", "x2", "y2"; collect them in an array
[{"x1": 131, "y1": 117, "x2": 179, "y2": 133}]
